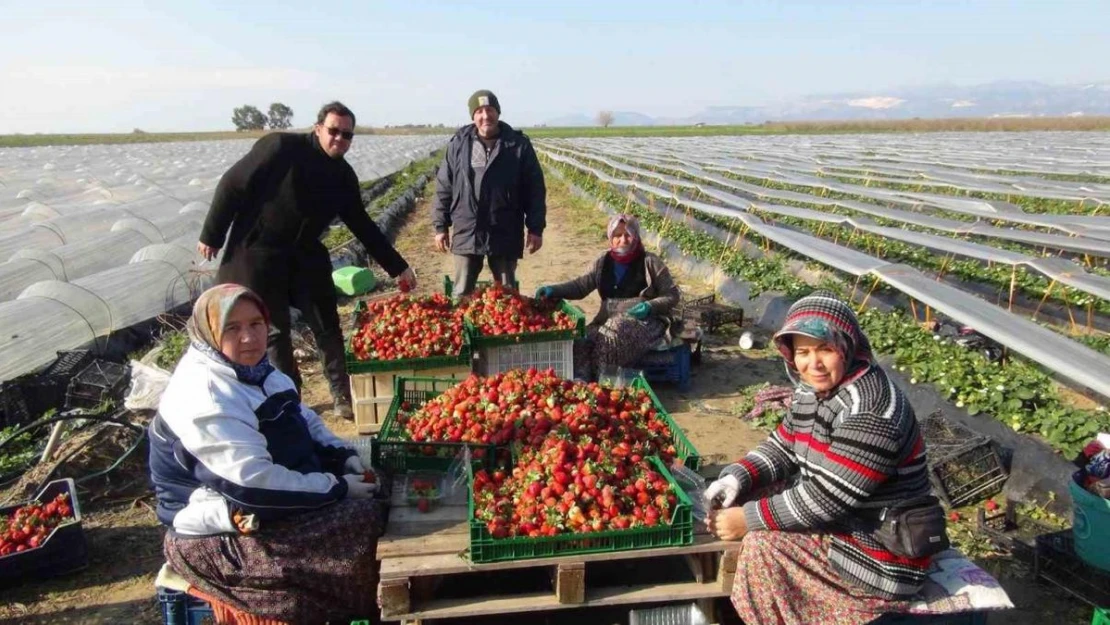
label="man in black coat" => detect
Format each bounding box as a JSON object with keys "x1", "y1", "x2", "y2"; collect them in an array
[
  {"x1": 197, "y1": 101, "x2": 417, "y2": 419},
  {"x1": 432, "y1": 90, "x2": 546, "y2": 297}
]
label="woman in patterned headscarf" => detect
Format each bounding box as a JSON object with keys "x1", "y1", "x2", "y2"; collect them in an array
[
  {"x1": 534, "y1": 214, "x2": 680, "y2": 380},
  {"x1": 148, "y1": 283, "x2": 384, "y2": 623},
  {"x1": 704, "y1": 291, "x2": 938, "y2": 625}
]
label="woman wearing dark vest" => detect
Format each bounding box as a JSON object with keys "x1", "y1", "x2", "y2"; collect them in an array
[{"x1": 535, "y1": 214, "x2": 679, "y2": 380}]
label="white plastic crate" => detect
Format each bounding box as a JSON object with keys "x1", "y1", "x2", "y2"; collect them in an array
[{"x1": 476, "y1": 339, "x2": 574, "y2": 379}]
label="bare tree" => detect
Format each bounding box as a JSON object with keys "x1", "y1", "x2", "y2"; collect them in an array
[{"x1": 597, "y1": 111, "x2": 614, "y2": 128}]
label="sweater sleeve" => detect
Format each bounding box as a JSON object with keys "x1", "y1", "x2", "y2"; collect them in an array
[
  {"x1": 171, "y1": 404, "x2": 348, "y2": 521},
  {"x1": 200, "y1": 133, "x2": 284, "y2": 249},
  {"x1": 300, "y1": 402, "x2": 358, "y2": 472},
  {"x1": 742, "y1": 410, "x2": 902, "y2": 532},
  {"x1": 720, "y1": 420, "x2": 799, "y2": 497},
  {"x1": 337, "y1": 171, "x2": 409, "y2": 277},
  {"x1": 547, "y1": 256, "x2": 602, "y2": 301},
  {"x1": 645, "y1": 258, "x2": 680, "y2": 316}
]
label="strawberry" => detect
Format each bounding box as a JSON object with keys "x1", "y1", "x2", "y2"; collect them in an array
[{"x1": 984, "y1": 500, "x2": 999, "y2": 512}]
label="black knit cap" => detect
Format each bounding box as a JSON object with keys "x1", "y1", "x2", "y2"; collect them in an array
[{"x1": 468, "y1": 90, "x2": 501, "y2": 118}]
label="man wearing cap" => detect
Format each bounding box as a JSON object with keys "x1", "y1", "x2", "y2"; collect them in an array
[
  {"x1": 432, "y1": 89, "x2": 547, "y2": 297},
  {"x1": 196, "y1": 101, "x2": 417, "y2": 420}
]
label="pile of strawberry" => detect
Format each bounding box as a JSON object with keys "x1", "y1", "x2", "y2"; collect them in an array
[
  {"x1": 395, "y1": 369, "x2": 679, "y2": 464},
  {"x1": 0, "y1": 493, "x2": 74, "y2": 556},
  {"x1": 473, "y1": 437, "x2": 679, "y2": 537},
  {"x1": 349, "y1": 293, "x2": 465, "y2": 362},
  {"x1": 395, "y1": 368, "x2": 685, "y2": 537},
  {"x1": 458, "y1": 284, "x2": 577, "y2": 337}
]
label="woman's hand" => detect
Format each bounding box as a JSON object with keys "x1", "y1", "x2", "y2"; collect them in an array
[
  {"x1": 627, "y1": 301, "x2": 651, "y2": 320},
  {"x1": 344, "y1": 456, "x2": 367, "y2": 475},
  {"x1": 342, "y1": 474, "x2": 378, "y2": 499},
  {"x1": 704, "y1": 474, "x2": 741, "y2": 508},
  {"x1": 707, "y1": 507, "x2": 749, "y2": 541}
]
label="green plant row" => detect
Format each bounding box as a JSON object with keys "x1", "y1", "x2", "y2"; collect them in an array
[
  {"x1": 818, "y1": 172, "x2": 1104, "y2": 218},
  {"x1": 321, "y1": 150, "x2": 443, "y2": 250},
  {"x1": 860, "y1": 307, "x2": 1110, "y2": 456},
  {"x1": 547, "y1": 157, "x2": 1110, "y2": 457}
]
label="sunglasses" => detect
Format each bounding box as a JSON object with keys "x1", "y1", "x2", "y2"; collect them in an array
[{"x1": 323, "y1": 126, "x2": 354, "y2": 141}]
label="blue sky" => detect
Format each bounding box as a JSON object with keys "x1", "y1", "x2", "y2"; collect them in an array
[{"x1": 1, "y1": 0, "x2": 1107, "y2": 133}]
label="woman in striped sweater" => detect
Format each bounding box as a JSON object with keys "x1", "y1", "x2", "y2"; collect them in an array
[{"x1": 705, "y1": 292, "x2": 935, "y2": 625}]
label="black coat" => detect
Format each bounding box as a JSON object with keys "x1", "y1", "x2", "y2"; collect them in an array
[
  {"x1": 432, "y1": 122, "x2": 546, "y2": 258},
  {"x1": 199, "y1": 132, "x2": 408, "y2": 295}
]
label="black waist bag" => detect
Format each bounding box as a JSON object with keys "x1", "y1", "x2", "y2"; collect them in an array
[{"x1": 873, "y1": 496, "x2": 951, "y2": 559}]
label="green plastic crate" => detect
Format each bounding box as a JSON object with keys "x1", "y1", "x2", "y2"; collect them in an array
[
  {"x1": 332, "y1": 266, "x2": 377, "y2": 296},
  {"x1": 467, "y1": 456, "x2": 694, "y2": 564},
  {"x1": 345, "y1": 300, "x2": 474, "y2": 375},
  {"x1": 467, "y1": 300, "x2": 586, "y2": 348},
  {"x1": 630, "y1": 375, "x2": 701, "y2": 471},
  {"x1": 444, "y1": 275, "x2": 587, "y2": 347},
  {"x1": 371, "y1": 376, "x2": 499, "y2": 474}
]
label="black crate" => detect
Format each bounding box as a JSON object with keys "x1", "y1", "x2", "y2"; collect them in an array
[
  {"x1": 0, "y1": 478, "x2": 88, "y2": 586},
  {"x1": 676, "y1": 293, "x2": 744, "y2": 333},
  {"x1": 65, "y1": 360, "x2": 130, "y2": 410},
  {"x1": 1034, "y1": 530, "x2": 1110, "y2": 608},
  {"x1": 41, "y1": 350, "x2": 96, "y2": 379},
  {"x1": 922, "y1": 413, "x2": 1008, "y2": 508},
  {"x1": 1, "y1": 351, "x2": 98, "y2": 428}
]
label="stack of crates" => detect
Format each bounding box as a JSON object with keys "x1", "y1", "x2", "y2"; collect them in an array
[
  {"x1": 445, "y1": 276, "x2": 586, "y2": 380},
  {"x1": 345, "y1": 300, "x2": 472, "y2": 435}
]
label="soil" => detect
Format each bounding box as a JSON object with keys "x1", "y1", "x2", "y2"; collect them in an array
[{"x1": 0, "y1": 173, "x2": 1096, "y2": 624}]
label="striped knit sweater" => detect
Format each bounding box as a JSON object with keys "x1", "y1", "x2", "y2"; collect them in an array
[{"x1": 723, "y1": 363, "x2": 934, "y2": 599}]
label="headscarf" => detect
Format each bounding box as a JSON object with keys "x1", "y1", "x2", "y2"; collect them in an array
[
  {"x1": 772, "y1": 291, "x2": 874, "y2": 391},
  {"x1": 607, "y1": 213, "x2": 644, "y2": 264},
  {"x1": 186, "y1": 283, "x2": 274, "y2": 385}
]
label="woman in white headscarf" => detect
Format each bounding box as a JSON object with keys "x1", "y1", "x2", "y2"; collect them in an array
[
  {"x1": 535, "y1": 214, "x2": 680, "y2": 380},
  {"x1": 148, "y1": 283, "x2": 383, "y2": 624}
]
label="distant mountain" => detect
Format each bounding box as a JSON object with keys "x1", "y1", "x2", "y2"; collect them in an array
[{"x1": 543, "y1": 81, "x2": 1110, "y2": 127}]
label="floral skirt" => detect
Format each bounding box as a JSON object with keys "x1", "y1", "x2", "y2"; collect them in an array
[
  {"x1": 164, "y1": 498, "x2": 385, "y2": 625},
  {"x1": 730, "y1": 531, "x2": 917, "y2": 625},
  {"x1": 574, "y1": 315, "x2": 666, "y2": 380}
]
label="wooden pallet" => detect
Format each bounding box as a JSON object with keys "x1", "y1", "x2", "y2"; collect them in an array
[{"x1": 377, "y1": 488, "x2": 739, "y2": 624}]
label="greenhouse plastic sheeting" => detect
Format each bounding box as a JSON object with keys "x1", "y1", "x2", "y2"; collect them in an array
[
  {"x1": 0, "y1": 134, "x2": 449, "y2": 382},
  {"x1": 0, "y1": 214, "x2": 203, "y2": 302},
  {"x1": 544, "y1": 143, "x2": 1110, "y2": 258},
  {"x1": 547, "y1": 149, "x2": 1110, "y2": 401},
  {"x1": 0, "y1": 256, "x2": 215, "y2": 381}
]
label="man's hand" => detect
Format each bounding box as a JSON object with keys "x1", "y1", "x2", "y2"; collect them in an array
[
  {"x1": 707, "y1": 507, "x2": 749, "y2": 541},
  {"x1": 434, "y1": 232, "x2": 450, "y2": 253},
  {"x1": 397, "y1": 267, "x2": 418, "y2": 292},
  {"x1": 197, "y1": 242, "x2": 220, "y2": 262},
  {"x1": 526, "y1": 233, "x2": 543, "y2": 254}
]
